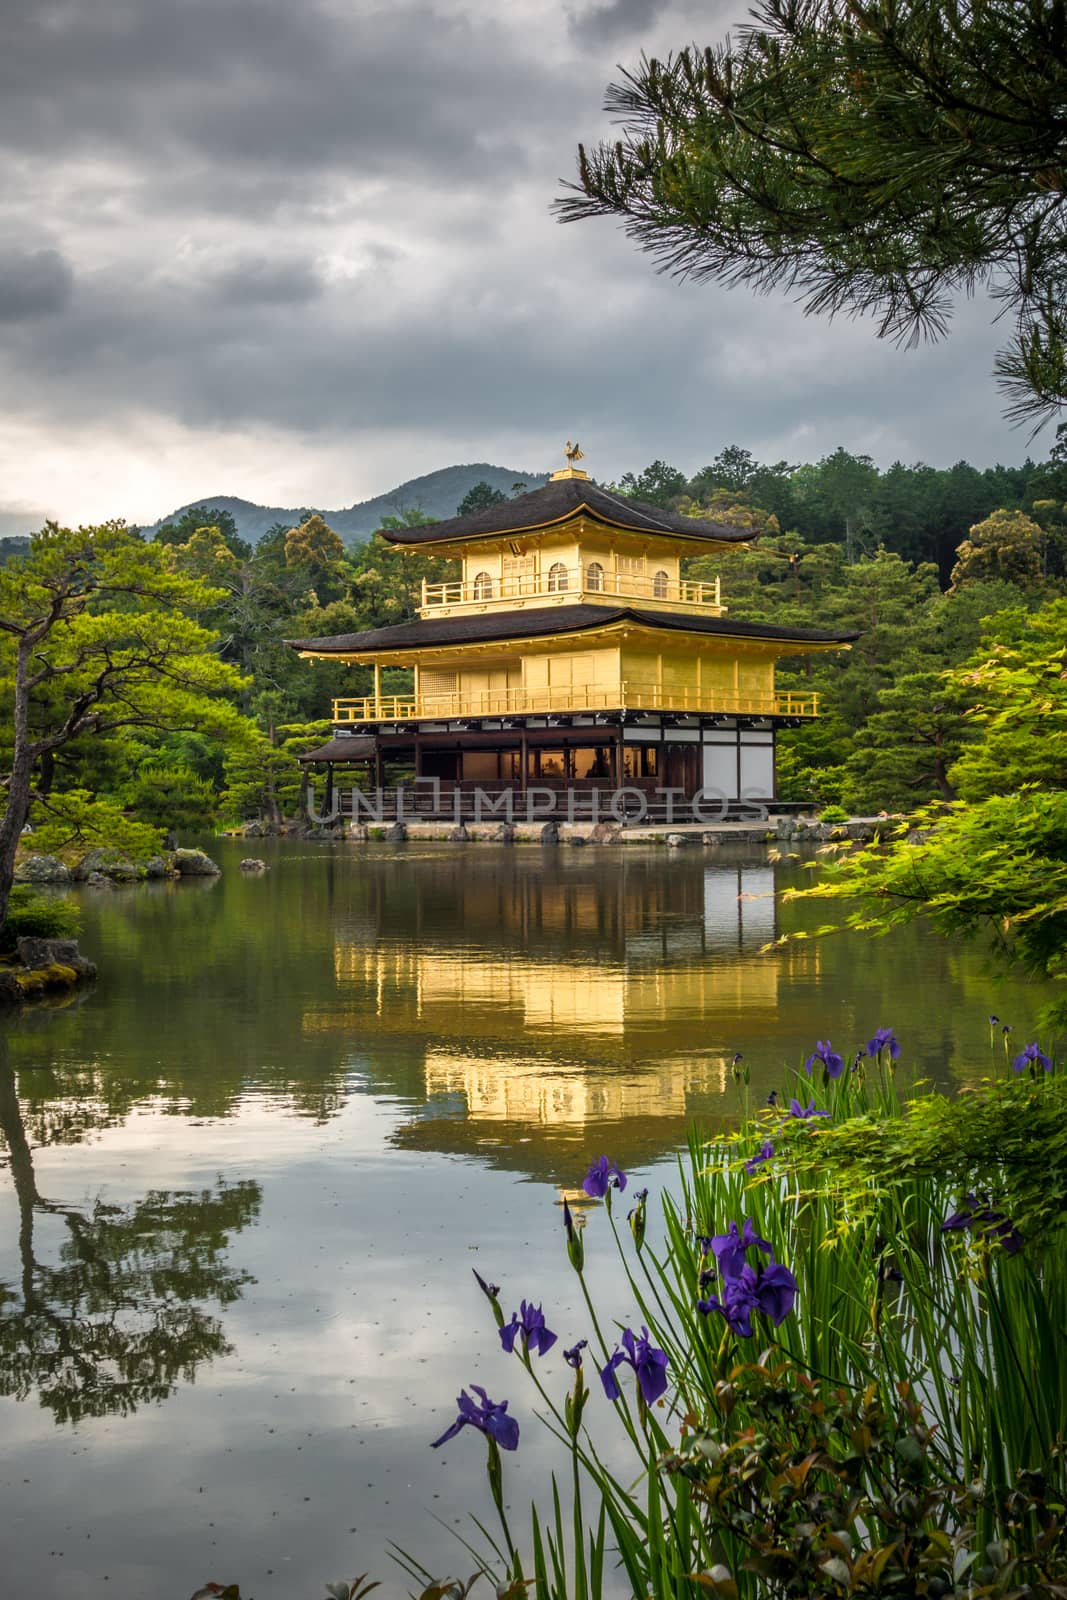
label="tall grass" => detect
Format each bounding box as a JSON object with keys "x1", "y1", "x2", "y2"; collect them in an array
[{"x1": 407, "y1": 1047, "x2": 1067, "y2": 1599}]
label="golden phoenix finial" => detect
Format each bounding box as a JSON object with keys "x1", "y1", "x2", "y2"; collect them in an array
[{"x1": 564, "y1": 440, "x2": 585, "y2": 466}]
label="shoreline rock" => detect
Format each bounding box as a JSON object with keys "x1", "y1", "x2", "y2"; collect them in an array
[
  {"x1": 13, "y1": 854, "x2": 72, "y2": 886},
  {"x1": 0, "y1": 937, "x2": 97, "y2": 1006}
]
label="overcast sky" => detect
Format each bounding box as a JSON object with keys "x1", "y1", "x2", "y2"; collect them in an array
[{"x1": 0, "y1": 0, "x2": 1045, "y2": 531}]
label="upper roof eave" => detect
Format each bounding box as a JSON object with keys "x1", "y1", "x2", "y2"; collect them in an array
[
  {"x1": 284, "y1": 604, "x2": 859, "y2": 658},
  {"x1": 379, "y1": 477, "x2": 752, "y2": 549}
]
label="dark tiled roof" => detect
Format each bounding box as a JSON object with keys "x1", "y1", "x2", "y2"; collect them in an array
[
  {"x1": 298, "y1": 733, "x2": 378, "y2": 763},
  {"x1": 286, "y1": 604, "x2": 858, "y2": 655},
  {"x1": 380, "y1": 477, "x2": 752, "y2": 548}
]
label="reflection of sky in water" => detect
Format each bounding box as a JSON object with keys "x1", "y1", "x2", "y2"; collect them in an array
[{"x1": 0, "y1": 841, "x2": 1049, "y2": 1596}]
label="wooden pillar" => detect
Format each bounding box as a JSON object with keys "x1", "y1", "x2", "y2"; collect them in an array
[
  {"x1": 613, "y1": 723, "x2": 623, "y2": 786},
  {"x1": 373, "y1": 661, "x2": 382, "y2": 715},
  {"x1": 520, "y1": 725, "x2": 529, "y2": 789},
  {"x1": 324, "y1": 763, "x2": 335, "y2": 812},
  {"x1": 374, "y1": 740, "x2": 384, "y2": 791}
]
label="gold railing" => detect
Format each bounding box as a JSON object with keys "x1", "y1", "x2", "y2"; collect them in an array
[
  {"x1": 420, "y1": 570, "x2": 722, "y2": 610},
  {"x1": 333, "y1": 685, "x2": 819, "y2": 721}
]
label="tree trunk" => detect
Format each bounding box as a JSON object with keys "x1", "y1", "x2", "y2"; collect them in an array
[
  {"x1": 932, "y1": 754, "x2": 956, "y2": 803},
  {"x1": 0, "y1": 640, "x2": 35, "y2": 926}
]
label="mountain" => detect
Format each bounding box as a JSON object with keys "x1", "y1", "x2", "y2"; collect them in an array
[{"x1": 144, "y1": 462, "x2": 549, "y2": 547}]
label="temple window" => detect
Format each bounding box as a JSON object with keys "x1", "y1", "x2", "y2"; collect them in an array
[
  {"x1": 586, "y1": 561, "x2": 604, "y2": 591},
  {"x1": 472, "y1": 570, "x2": 494, "y2": 599},
  {"x1": 623, "y1": 745, "x2": 660, "y2": 779},
  {"x1": 547, "y1": 562, "x2": 568, "y2": 592},
  {"x1": 653, "y1": 569, "x2": 670, "y2": 598}
]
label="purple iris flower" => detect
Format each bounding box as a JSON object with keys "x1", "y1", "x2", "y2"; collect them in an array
[
  {"x1": 788, "y1": 1098, "x2": 830, "y2": 1120},
  {"x1": 1012, "y1": 1041, "x2": 1053, "y2": 1074},
  {"x1": 766, "y1": 1090, "x2": 778, "y2": 1107},
  {"x1": 711, "y1": 1217, "x2": 773, "y2": 1280},
  {"x1": 499, "y1": 1299, "x2": 557, "y2": 1358},
  {"x1": 582, "y1": 1155, "x2": 627, "y2": 1199},
  {"x1": 866, "y1": 1027, "x2": 900, "y2": 1060},
  {"x1": 600, "y1": 1326, "x2": 669, "y2": 1405},
  {"x1": 804, "y1": 1040, "x2": 845, "y2": 1079},
  {"x1": 695, "y1": 1234, "x2": 714, "y2": 1257},
  {"x1": 698, "y1": 1259, "x2": 798, "y2": 1338},
  {"x1": 989, "y1": 1015, "x2": 1000, "y2": 1026},
  {"x1": 563, "y1": 1340, "x2": 587, "y2": 1368},
  {"x1": 431, "y1": 1386, "x2": 519, "y2": 1451},
  {"x1": 472, "y1": 1268, "x2": 500, "y2": 1301},
  {"x1": 941, "y1": 1194, "x2": 1024, "y2": 1256},
  {"x1": 745, "y1": 1141, "x2": 775, "y2": 1175}
]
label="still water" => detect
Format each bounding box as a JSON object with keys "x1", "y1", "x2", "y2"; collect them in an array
[{"x1": 0, "y1": 841, "x2": 1043, "y2": 1597}]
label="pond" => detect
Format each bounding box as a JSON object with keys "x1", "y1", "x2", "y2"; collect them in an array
[{"x1": 0, "y1": 840, "x2": 1044, "y2": 1597}]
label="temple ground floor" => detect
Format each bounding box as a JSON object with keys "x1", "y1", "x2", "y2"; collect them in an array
[{"x1": 304, "y1": 712, "x2": 805, "y2": 823}]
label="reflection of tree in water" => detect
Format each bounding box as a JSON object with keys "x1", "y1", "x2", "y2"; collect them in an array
[{"x1": 0, "y1": 1048, "x2": 260, "y2": 1424}]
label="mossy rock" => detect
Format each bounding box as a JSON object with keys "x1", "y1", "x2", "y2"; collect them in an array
[{"x1": 15, "y1": 963, "x2": 81, "y2": 997}]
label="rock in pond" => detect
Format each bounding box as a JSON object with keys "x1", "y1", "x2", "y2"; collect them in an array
[
  {"x1": 73, "y1": 848, "x2": 141, "y2": 882},
  {"x1": 239, "y1": 858, "x2": 268, "y2": 872},
  {"x1": 171, "y1": 848, "x2": 222, "y2": 876},
  {"x1": 13, "y1": 854, "x2": 72, "y2": 885}
]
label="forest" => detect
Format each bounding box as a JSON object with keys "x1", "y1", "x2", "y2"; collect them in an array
[{"x1": 1, "y1": 437, "x2": 1065, "y2": 842}]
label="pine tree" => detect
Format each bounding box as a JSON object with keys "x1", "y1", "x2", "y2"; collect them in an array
[{"x1": 560, "y1": 1, "x2": 1067, "y2": 428}]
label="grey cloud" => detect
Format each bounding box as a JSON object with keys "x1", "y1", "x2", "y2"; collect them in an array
[
  {"x1": 0, "y1": 0, "x2": 579, "y2": 201},
  {"x1": 0, "y1": 0, "x2": 1035, "y2": 523},
  {"x1": 569, "y1": 0, "x2": 670, "y2": 45},
  {"x1": 0, "y1": 248, "x2": 73, "y2": 322},
  {"x1": 204, "y1": 257, "x2": 325, "y2": 307}
]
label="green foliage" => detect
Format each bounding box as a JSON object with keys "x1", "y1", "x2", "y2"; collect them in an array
[
  {"x1": 155, "y1": 504, "x2": 252, "y2": 561},
  {"x1": 951, "y1": 509, "x2": 1047, "y2": 593},
  {"x1": 220, "y1": 721, "x2": 333, "y2": 824},
  {"x1": 456, "y1": 481, "x2": 508, "y2": 516},
  {"x1": 775, "y1": 1070, "x2": 1067, "y2": 1244},
  {"x1": 841, "y1": 670, "x2": 972, "y2": 813},
  {"x1": 560, "y1": 1, "x2": 1067, "y2": 427},
  {"x1": 0, "y1": 885, "x2": 80, "y2": 954},
  {"x1": 28, "y1": 792, "x2": 164, "y2": 863},
  {"x1": 790, "y1": 597, "x2": 1067, "y2": 1018},
  {"x1": 614, "y1": 459, "x2": 689, "y2": 506},
  {"x1": 792, "y1": 792, "x2": 1067, "y2": 1024},
  {"x1": 817, "y1": 804, "x2": 848, "y2": 823},
  {"x1": 949, "y1": 600, "x2": 1067, "y2": 801},
  {"x1": 121, "y1": 763, "x2": 219, "y2": 833}
]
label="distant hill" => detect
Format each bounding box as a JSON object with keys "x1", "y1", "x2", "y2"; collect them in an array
[
  {"x1": 144, "y1": 462, "x2": 549, "y2": 547},
  {"x1": 0, "y1": 535, "x2": 30, "y2": 565}
]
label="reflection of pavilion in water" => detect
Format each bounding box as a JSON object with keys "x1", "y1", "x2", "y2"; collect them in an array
[{"x1": 307, "y1": 856, "x2": 820, "y2": 1175}]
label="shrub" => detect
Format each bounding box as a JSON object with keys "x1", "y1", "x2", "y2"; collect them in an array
[
  {"x1": 819, "y1": 803, "x2": 849, "y2": 823},
  {"x1": 0, "y1": 886, "x2": 81, "y2": 954}
]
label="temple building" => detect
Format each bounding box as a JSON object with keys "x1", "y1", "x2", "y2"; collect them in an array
[{"x1": 288, "y1": 448, "x2": 857, "y2": 818}]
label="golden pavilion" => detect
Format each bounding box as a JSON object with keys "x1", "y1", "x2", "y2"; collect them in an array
[{"x1": 288, "y1": 448, "x2": 857, "y2": 818}]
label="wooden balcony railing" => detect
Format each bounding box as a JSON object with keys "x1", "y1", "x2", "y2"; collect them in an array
[
  {"x1": 420, "y1": 570, "x2": 722, "y2": 611},
  {"x1": 332, "y1": 685, "x2": 819, "y2": 722}
]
